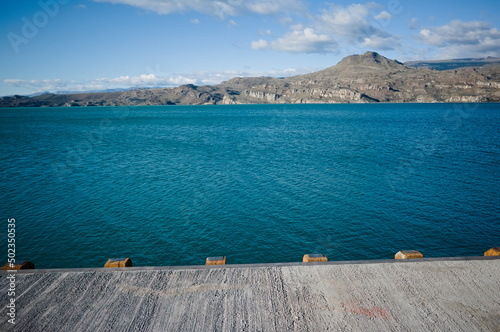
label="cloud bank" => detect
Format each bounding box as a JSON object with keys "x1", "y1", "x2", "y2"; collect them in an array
[
  {"x1": 252, "y1": 3, "x2": 400, "y2": 54},
  {"x1": 418, "y1": 20, "x2": 500, "y2": 58},
  {"x1": 93, "y1": 0, "x2": 307, "y2": 17},
  {"x1": 251, "y1": 28, "x2": 337, "y2": 53},
  {"x1": 3, "y1": 68, "x2": 314, "y2": 95},
  {"x1": 92, "y1": 0, "x2": 500, "y2": 57}
]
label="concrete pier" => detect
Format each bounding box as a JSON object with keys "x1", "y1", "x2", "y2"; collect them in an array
[{"x1": 1, "y1": 257, "x2": 499, "y2": 331}]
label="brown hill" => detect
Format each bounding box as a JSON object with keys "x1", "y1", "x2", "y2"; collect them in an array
[{"x1": 2, "y1": 52, "x2": 500, "y2": 107}]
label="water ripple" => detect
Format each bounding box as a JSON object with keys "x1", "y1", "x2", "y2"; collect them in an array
[{"x1": 1, "y1": 104, "x2": 499, "y2": 268}]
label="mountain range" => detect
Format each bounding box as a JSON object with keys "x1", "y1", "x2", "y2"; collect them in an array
[
  {"x1": 405, "y1": 56, "x2": 500, "y2": 71},
  {"x1": 2, "y1": 52, "x2": 500, "y2": 107}
]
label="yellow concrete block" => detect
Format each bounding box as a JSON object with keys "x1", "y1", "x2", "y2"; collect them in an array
[
  {"x1": 206, "y1": 256, "x2": 226, "y2": 265},
  {"x1": 104, "y1": 258, "x2": 132, "y2": 268},
  {"x1": 484, "y1": 247, "x2": 500, "y2": 256},
  {"x1": 1, "y1": 260, "x2": 35, "y2": 270},
  {"x1": 303, "y1": 254, "x2": 328, "y2": 262},
  {"x1": 395, "y1": 250, "x2": 423, "y2": 259}
]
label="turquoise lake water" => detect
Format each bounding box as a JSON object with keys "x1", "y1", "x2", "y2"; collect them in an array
[{"x1": 1, "y1": 103, "x2": 499, "y2": 268}]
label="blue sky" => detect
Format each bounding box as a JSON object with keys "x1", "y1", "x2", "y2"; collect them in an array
[{"x1": 1, "y1": 0, "x2": 499, "y2": 96}]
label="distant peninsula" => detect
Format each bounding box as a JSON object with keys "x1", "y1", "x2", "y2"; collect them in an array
[{"x1": 2, "y1": 52, "x2": 500, "y2": 107}]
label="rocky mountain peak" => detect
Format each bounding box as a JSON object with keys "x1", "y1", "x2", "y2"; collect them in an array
[{"x1": 333, "y1": 51, "x2": 405, "y2": 72}]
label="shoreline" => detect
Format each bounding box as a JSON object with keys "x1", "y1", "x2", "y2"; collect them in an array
[
  {"x1": 2, "y1": 101, "x2": 500, "y2": 109},
  {"x1": 2, "y1": 255, "x2": 499, "y2": 274}
]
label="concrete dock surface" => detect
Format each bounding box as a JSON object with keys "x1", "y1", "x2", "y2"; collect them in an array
[{"x1": 1, "y1": 257, "x2": 499, "y2": 331}]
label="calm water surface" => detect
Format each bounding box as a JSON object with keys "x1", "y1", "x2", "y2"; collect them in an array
[{"x1": 1, "y1": 103, "x2": 499, "y2": 268}]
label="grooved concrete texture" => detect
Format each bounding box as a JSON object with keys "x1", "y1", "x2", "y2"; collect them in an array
[{"x1": 1, "y1": 258, "x2": 499, "y2": 331}]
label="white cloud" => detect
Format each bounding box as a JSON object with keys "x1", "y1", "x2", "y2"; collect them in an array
[
  {"x1": 91, "y1": 73, "x2": 196, "y2": 87},
  {"x1": 374, "y1": 11, "x2": 392, "y2": 21},
  {"x1": 93, "y1": 0, "x2": 234, "y2": 17},
  {"x1": 190, "y1": 18, "x2": 199, "y2": 24},
  {"x1": 408, "y1": 18, "x2": 419, "y2": 30},
  {"x1": 251, "y1": 28, "x2": 337, "y2": 53},
  {"x1": 361, "y1": 34, "x2": 400, "y2": 50},
  {"x1": 4, "y1": 79, "x2": 70, "y2": 90},
  {"x1": 279, "y1": 17, "x2": 294, "y2": 26},
  {"x1": 3, "y1": 68, "x2": 316, "y2": 95},
  {"x1": 167, "y1": 76, "x2": 197, "y2": 85},
  {"x1": 93, "y1": 0, "x2": 306, "y2": 18},
  {"x1": 246, "y1": 0, "x2": 306, "y2": 15},
  {"x1": 251, "y1": 39, "x2": 269, "y2": 50},
  {"x1": 317, "y1": 4, "x2": 373, "y2": 40},
  {"x1": 93, "y1": 1, "x2": 399, "y2": 55},
  {"x1": 251, "y1": 3, "x2": 399, "y2": 54},
  {"x1": 3, "y1": 74, "x2": 196, "y2": 94},
  {"x1": 418, "y1": 20, "x2": 500, "y2": 58},
  {"x1": 316, "y1": 3, "x2": 398, "y2": 49},
  {"x1": 290, "y1": 23, "x2": 304, "y2": 31}
]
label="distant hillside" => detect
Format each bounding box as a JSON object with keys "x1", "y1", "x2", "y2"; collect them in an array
[
  {"x1": 2, "y1": 52, "x2": 500, "y2": 107},
  {"x1": 405, "y1": 56, "x2": 500, "y2": 70}
]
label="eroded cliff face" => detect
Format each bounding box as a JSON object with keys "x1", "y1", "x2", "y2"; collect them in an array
[
  {"x1": 217, "y1": 52, "x2": 500, "y2": 105},
  {"x1": 2, "y1": 52, "x2": 500, "y2": 107}
]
